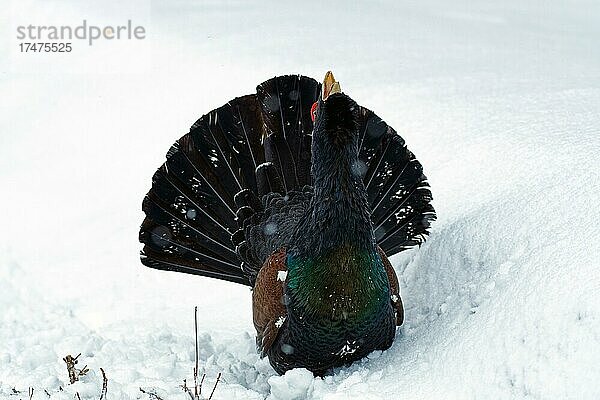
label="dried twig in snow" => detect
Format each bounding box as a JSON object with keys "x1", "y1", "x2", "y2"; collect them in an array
[
  {"x1": 63, "y1": 354, "x2": 88, "y2": 384},
  {"x1": 139, "y1": 388, "x2": 165, "y2": 400},
  {"x1": 99, "y1": 368, "x2": 108, "y2": 400}
]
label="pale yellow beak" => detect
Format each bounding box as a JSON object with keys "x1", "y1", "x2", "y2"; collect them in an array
[{"x1": 322, "y1": 71, "x2": 341, "y2": 100}]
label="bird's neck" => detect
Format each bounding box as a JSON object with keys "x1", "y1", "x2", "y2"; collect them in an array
[
  {"x1": 296, "y1": 140, "x2": 375, "y2": 256},
  {"x1": 287, "y1": 140, "x2": 388, "y2": 318}
]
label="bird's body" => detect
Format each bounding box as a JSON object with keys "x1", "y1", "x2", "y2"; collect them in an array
[
  {"x1": 140, "y1": 73, "x2": 435, "y2": 374},
  {"x1": 261, "y1": 247, "x2": 396, "y2": 375}
]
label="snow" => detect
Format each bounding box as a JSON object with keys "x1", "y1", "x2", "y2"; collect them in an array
[
  {"x1": 268, "y1": 369, "x2": 315, "y2": 400},
  {"x1": 1, "y1": 0, "x2": 600, "y2": 399}
]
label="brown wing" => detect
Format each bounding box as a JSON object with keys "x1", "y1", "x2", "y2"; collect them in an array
[
  {"x1": 252, "y1": 248, "x2": 288, "y2": 355},
  {"x1": 378, "y1": 246, "x2": 404, "y2": 326}
]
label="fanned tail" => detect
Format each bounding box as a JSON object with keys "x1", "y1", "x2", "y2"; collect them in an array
[{"x1": 139, "y1": 74, "x2": 435, "y2": 287}]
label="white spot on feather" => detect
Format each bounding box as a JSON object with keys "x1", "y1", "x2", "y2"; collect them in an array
[
  {"x1": 277, "y1": 270, "x2": 288, "y2": 281},
  {"x1": 275, "y1": 316, "x2": 286, "y2": 328},
  {"x1": 351, "y1": 160, "x2": 367, "y2": 178},
  {"x1": 185, "y1": 209, "x2": 197, "y2": 220},
  {"x1": 264, "y1": 222, "x2": 278, "y2": 235},
  {"x1": 281, "y1": 343, "x2": 294, "y2": 354},
  {"x1": 336, "y1": 340, "x2": 359, "y2": 356}
]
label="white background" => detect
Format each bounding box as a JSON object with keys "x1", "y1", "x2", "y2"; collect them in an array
[{"x1": 1, "y1": 0, "x2": 599, "y2": 399}]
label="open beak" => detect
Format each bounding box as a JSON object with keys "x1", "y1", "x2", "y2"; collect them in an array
[{"x1": 322, "y1": 71, "x2": 341, "y2": 100}]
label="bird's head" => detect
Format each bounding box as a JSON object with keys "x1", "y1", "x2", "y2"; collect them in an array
[{"x1": 310, "y1": 71, "x2": 360, "y2": 149}]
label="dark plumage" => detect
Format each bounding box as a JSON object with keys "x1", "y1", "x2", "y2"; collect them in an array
[{"x1": 139, "y1": 72, "x2": 435, "y2": 375}]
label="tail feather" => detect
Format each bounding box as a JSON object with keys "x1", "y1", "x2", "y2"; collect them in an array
[
  {"x1": 140, "y1": 250, "x2": 249, "y2": 285},
  {"x1": 257, "y1": 76, "x2": 319, "y2": 191},
  {"x1": 167, "y1": 137, "x2": 238, "y2": 219},
  {"x1": 189, "y1": 117, "x2": 244, "y2": 196},
  {"x1": 149, "y1": 165, "x2": 233, "y2": 243},
  {"x1": 141, "y1": 193, "x2": 238, "y2": 265},
  {"x1": 256, "y1": 162, "x2": 285, "y2": 197},
  {"x1": 234, "y1": 188, "x2": 263, "y2": 212},
  {"x1": 209, "y1": 96, "x2": 266, "y2": 191}
]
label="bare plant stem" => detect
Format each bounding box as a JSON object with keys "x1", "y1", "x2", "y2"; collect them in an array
[
  {"x1": 199, "y1": 373, "x2": 205, "y2": 397},
  {"x1": 185, "y1": 306, "x2": 220, "y2": 400},
  {"x1": 208, "y1": 373, "x2": 221, "y2": 400},
  {"x1": 139, "y1": 388, "x2": 165, "y2": 400},
  {"x1": 194, "y1": 306, "x2": 199, "y2": 399},
  {"x1": 181, "y1": 379, "x2": 194, "y2": 400},
  {"x1": 99, "y1": 368, "x2": 108, "y2": 400},
  {"x1": 63, "y1": 354, "x2": 88, "y2": 384}
]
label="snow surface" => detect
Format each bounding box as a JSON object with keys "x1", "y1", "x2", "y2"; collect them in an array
[{"x1": 1, "y1": 0, "x2": 600, "y2": 398}]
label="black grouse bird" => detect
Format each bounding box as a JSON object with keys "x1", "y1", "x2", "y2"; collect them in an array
[{"x1": 139, "y1": 72, "x2": 435, "y2": 375}]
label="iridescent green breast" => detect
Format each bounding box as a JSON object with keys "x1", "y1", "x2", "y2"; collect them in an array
[
  {"x1": 286, "y1": 245, "x2": 390, "y2": 323},
  {"x1": 268, "y1": 245, "x2": 395, "y2": 375}
]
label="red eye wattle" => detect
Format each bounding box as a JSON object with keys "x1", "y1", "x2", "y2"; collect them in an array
[{"x1": 310, "y1": 101, "x2": 318, "y2": 122}]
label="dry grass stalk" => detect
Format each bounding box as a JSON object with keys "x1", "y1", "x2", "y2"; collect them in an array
[
  {"x1": 139, "y1": 388, "x2": 165, "y2": 400},
  {"x1": 194, "y1": 306, "x2": 199, "y2": 398},
  {"x1": 208, "y1": 373, "x2": 221, "y2": 400},
  {"x1": 99, "y1": 368, "x2": 108, "y2": 400},
  {"x1": 179, "y1": 307, "x2": 221, "y2": 400},
  {"x1": 62, "y1": 354, "x2": 89, "y2": 384}
]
